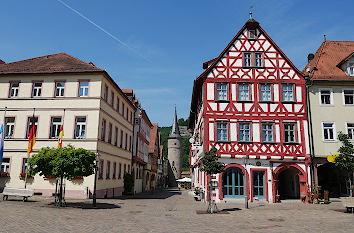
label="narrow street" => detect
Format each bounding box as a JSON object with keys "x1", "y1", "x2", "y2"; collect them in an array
[{"x1": 1, "y1": 188, "x2": 353, "y2": 233}]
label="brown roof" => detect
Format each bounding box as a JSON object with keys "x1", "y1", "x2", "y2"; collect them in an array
[
  {"x1": 149, "y1": 123, "x2": 158, "y2": 153},
  {"x1": 0, "y1": 53, "x2": 103, "y2": 74},
  {"x1": 304, "y1": 41, "x2": 354, "y2": 81}
]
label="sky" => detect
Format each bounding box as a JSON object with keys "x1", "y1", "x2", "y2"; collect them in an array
[{"x1": 1, "y1": 0, "x2": 353, "y2": 126}]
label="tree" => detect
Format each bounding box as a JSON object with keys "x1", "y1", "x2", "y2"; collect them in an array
[
  {"x1": 200, "y1": 147, "x2": 225, "y2": 213},
  {"x1": 28, "y1": 145, "x2": 96, "y2": 206},
  {"x1": 334, "y1": 132, "x2": 354, "y2": 196}
]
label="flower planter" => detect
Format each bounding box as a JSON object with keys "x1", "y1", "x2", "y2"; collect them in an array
[
  {"x1": 19, "y1": 173, "x2": 33, "y2": 179},
  {"x1": 0, "y1": 172, "x2": 9, "y2": 177}
]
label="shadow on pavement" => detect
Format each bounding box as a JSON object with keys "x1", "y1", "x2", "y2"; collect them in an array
[
  {"x1": 221, "y1": 207, "x2": 242, "y2": 212},
  {"x1": 118, "y1": 188, "x2": 182, "y2": 200},
  {"x1": 46, "y1": 202, "x2": 121, "y2": 209}
]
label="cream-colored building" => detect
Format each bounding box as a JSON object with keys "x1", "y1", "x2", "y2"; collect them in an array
[
  {"x1": 0, "y1": 53, "x2": 135, "y2": 198},
  {"x1": 305, "y1": 41, "x2": 354, "y2": 197}
]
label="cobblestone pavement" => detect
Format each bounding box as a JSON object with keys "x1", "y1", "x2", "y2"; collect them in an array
[{"x1": 1, "y1": 188, "x2": 353, "y2": 233}]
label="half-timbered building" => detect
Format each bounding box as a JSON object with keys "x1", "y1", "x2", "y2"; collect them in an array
[{"x1": 189, "y1": 17, "x2": 311, "y2": 203}]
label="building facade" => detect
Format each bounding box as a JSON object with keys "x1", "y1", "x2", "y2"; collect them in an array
[
  {"x1": 189, "y1": 18, "x2": 311, "y2": 203},
  {"x1": 0, "y1": 53, "x2": 135, "y2": 198},
  {"x1": 304, "y1": 41, "x2": 354, "y2": 197}
]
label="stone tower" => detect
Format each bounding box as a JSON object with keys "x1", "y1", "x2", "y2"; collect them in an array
[{"x1": 168, "y1": 107, "x2": 182, "y2": 180}]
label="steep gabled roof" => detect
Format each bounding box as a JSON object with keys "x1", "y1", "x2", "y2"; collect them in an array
[
  {"x1": 189, "y1": 19, "x2": 304, "y2": 129},
  {"x1": 0, "y1": 53, "x2": 103, "y2": 74},
  {"x1": 304, "y1": 41, "x2": 354, "y2": 81},
  {"x1": 168, "y1": 106, "x2": 181, "y2": 139}
]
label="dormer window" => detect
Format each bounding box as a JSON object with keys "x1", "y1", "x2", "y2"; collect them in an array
[
  {"x1": 349, "y1": 63, "x2": 354, "y2": 76},
  {"x1": 248, "y1": 29, "x2": 256, "y2": 40}
]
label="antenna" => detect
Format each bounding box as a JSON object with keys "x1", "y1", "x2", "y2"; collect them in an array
[
  {"x1": 323, "y1": 34, "x2": 327, "y2": 41},
  {"x1": 249, "y1": 5, "x2": 254, "y2": 19}
]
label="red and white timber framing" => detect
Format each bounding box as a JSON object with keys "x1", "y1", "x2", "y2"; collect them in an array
[{"x1": 189, "y1": 19, "x2": 311, "y2": 203}]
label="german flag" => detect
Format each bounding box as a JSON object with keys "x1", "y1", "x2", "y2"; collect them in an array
[{"x1": 27, "y1": 117, "x2": 36, "y2": 155}]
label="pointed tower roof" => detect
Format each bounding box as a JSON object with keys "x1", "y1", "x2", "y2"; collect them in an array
[{"x1": 168, "y1": 107, "x2": 181, "y2": 139}]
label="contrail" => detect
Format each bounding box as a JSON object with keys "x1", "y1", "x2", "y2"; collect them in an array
[{"x1": 56, "y1": 0, "x2": 150, "y2": 62}]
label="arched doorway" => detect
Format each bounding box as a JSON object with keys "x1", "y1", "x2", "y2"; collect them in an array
[
  {"x1": 278, "y1": 169, "x2": 300, "y2": 200},
  {"x1": 222, "y1": 167, "x2": 244, "y2": 198}
]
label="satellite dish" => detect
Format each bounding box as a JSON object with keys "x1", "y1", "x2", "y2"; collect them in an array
[{"x1": 189, "y1": 138, "x2": 195, "y2": 144}]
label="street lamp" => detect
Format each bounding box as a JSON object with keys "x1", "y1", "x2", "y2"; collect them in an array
[{"x1": 93, "y1": 153, "x2": 100, "y2": 207}]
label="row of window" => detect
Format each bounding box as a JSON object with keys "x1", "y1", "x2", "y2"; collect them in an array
[
  {"x1": 216, "y1": 83, "x2": 296, "y2": 102},
  {"x1": 320, "y1": 89, "x2": 354, "y2": 105},
  {"x1": 8, "y1": 81, "x2": 89, "y2": 98},
  {"x1": 1, "y1": 158, "x2": 29, "y2": 173},
  {"x1": 216, "y1": 122, "x2": 297, "y2": 143},
  {"x1": 322, "y1": 122, "x2": 354, "y2": 141},
  {"x1": 103, "y1": 84, "x2": 134, "y2": 124},
  {"x1": 98, "y1": 160, "x2": 130, "y2": 180},
  {"x1": 101, "y1": 119, "x2": 132, "y2": 151}
]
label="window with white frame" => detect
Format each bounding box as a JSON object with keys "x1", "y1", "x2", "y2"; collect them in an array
[
  {"x1": 262, "y1": 123, "x2": 273, "y2": 142},
  {"x1": 50, "y1": 117, "x2": 62, "y2": 139},
  {"x1": 347, "y1": 123, "x2": 354, "y2": 140},
  {"x1": 249, "y1": 29, "x2": 256, "y2": 39},
  {"x1": 216, "y1": 83, "x2": 228, "y2": 101},
  {"x1": 244, "y1": 53, "x2": 251, "y2": 67},
  {"x1": 348, "y1": 63, "x2": 354, "y2": 76},
  {"x1": 75, "y1": 117, "x2": 86, "y2": 139},
  {"x1": 255, "y1": 53, "x2": 263, "y2": 67},
  {"x1": 5, "y1": 117, "x2": 15, "y2": 139},
  {"x1": 26, "y1": 117, "x2": 38, "y2": 138},
  {"x1": 323, "y1": 123, "x2": 335, "y2": 141},
  {"x1": 260, "y1": 84, "x2": 272, "y2": 101},
  {"x1": 344, "y1": 90, "x2": 354, "y2": 105},
  {"x1": 22, "y1": 158, "x2": 28, "y2": 173},
  {"x1": 32, "y1": 82, "x2": 42, "y2": 97},
  {"x1": 101, "y1": 119, "x2": 106, "y2": 141},
  {"x1": 284, "y1": 123, "x2": 296, "y2": 143},
  {"x1": 9, "y1": 83, "x2": 19, "y2": 98},
  {"x1": 79, "y1": 82, "x2": 89, "y2": 97},
  {"x1": 320, "y1": 89, "x2": 331, "y2": 105},
  {"x1": 55, "y1": 82, "x2": 65, "y2": 97},
  {"x1": 216, "y1": 122, "x2": 228, "y2": 141},
  {"x1": 0, "y1": 158, "x2": 10, "y2": 172},
  {"x1": 239, "y1": 123, "x2": 251, "y2": 142},
  {"x1": 238, "y1": 83, "x2": 250, "y2": 101},
  {"x1": 282, "y1": 84, "x2": 294, "y2": 102}
]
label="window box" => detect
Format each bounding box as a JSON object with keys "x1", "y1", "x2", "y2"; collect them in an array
[
  {"x1": 0, "y1": 172, "x2": 9, "y2": 177},
  {"x1": 19, "y1": 172, "x2": 33, "y2": 179}
]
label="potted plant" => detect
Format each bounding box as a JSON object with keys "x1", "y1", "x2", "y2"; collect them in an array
[{"x1": 194, "y1": 187, "x2": 201, "y2": 201}]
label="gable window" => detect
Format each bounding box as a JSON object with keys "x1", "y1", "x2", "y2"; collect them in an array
[
  {"x1": 238, "y1": 83, "x2": 250, "y2": 101},
  {"x1": 108, "y1": 123, "x2": 112, "y2": 144},
  {"x1": 320, "y1": 89, "x2": 332, "y2": 105},
  {"x1": 244, "y1": 53, "x2": 252, "y2": 67},
  {"x1": 32, "y1": 82, "x2": 42, "y2": 97},
  {"x1": 284, "y1": 123, "x2": 296, "y2": 143},
  {"x1": 5, "y1": 117, "x2": 15, "y2": 139},
  {"x1": 50, "y1": 117, "x2": 62, "y2": 139},
  {"x1": 0, "y1": 158, "x2": 10, "y2": 173},
  {"x1": 344, "y1": 90, "x2": 354, "y2": 105},
  {"x1": 216, "y1": 83, "x2": 228, "y2": 101},
  {"x1": 260, "y1": 84, "x2": 272, "y2": 102},
  {"x1": 55, "y1": 82, "x2": 65, "y2": 97},
  {"x1": 74, "y1": 117, "x2": 86, "y2": 139},
  {"x1": 347, "y1": 123, "x2": 354, "y2": 140},
  {"x1": 262, "y1": 123, "x2": 274, "y2": 143},
  {"x1": 26, "y1": 117, "x2": 38, "y2": 138},
  {"x1": 248, "y1": 29, "x2": 256, "y2": 40},
  {"x1": 323, "y1": 123, "x2": 335, "y2": 141},
  {"x1": 348, "y1": 63, "x2": 354, "y2": 76},
  {"x1": 216, "y1": 122, "x2": 228, "y2": 142},
  {"x1": 282, "y1": 84, "x2": 294, "y2": 102},
  {"x1": 79, "y1": 81, "x2": 89, "y2": 97},
  {"x1": 239, "y1": 122, "x2": 251, "y2": 142},
  {"x1": 9, "y1": 82, "x2": 19, "y2": 98},
  {"x1": 255, "y1": 53, "x2": 263, "y2": 67},
  {"x1": 101, "y1": 119, "x2": 106, "y2": 141}
]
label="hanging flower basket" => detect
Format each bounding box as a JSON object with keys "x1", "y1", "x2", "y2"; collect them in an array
[
  {"x1": 0, "y1": 171, "x2": 9, "y2": 177},
  {"x1": 19, "y1": 172, "x2": 33, "y2": 179}
]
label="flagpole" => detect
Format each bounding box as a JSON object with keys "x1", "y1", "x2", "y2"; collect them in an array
[
  {"x1": 0, "y1": 106, "x2": 7, "y2": 166},
  {"x1": 24, "y1": 108, "x2": 36, "y2": 189},
  {"x1": 59, "y1": 109, "x2": 65, "y2": 148}
]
